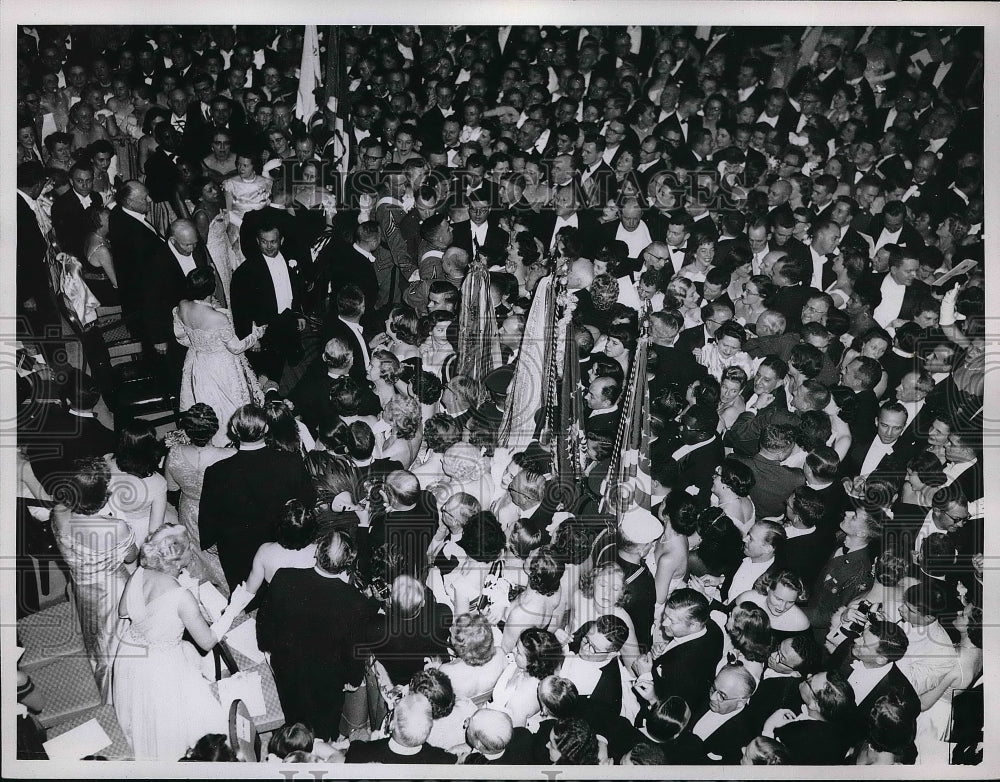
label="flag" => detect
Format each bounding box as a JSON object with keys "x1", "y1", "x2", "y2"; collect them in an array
[{"x1": 296, "y1": 25, "x2": 322, "y2": 123}]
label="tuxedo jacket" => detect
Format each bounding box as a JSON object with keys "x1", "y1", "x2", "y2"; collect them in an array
[
  {"x1": 25, "y1": 408, "x2": 117, "y2": 497},
  {"x1": 199, "y1": 447, "x2": 314, "y2": 588},
  {"x1": 648, "y1": 343, "x2": 707, "y2": 394},
  {"x1": 651, "y1": 621, "x2": 724, "y2": 706},
  {"x1": 863, "y1": 218, "x2": 925, "y2": 253},
  {"x1": 828, "y1": 639, "x2": 920, "y2": 718},
  {"x1": 533, "y1": 210, "x2": 600, "y2": 251},
  {"x1": 51, "y1": 189, "x2": 101, "y2": 260},
  {"x1": 918, "y1": 60, "x2": 971, "y2": 102},
  {"x1": 450, "y1": 218, "x2": 507, "y2": 259},
  {"x1": 742, "y1": 673, "x2": 804, "y2": 736},
  {"x1": 239, "y1": 204, "x2": 312, "y2": 278},
  {"x1": 787, "y1": 65, "x2": 845, "y2": 104},
  {"x1": 842, "y1": 431, "x2": 913, "y2": 481},
  {"x1": 782, "y1": 527, "x2": 837, "y2": 586},
  {"x1": 229, "y1": 250, "x2": 304, "y2": 340},
  {"x1": 768, "y1": 284, "x2": 822, "y2": 332},
  {"x1": 689, "y1": 701, "x2": 760, "y2": 764},
  {"x1": 874, "y1": 153, "x2": 913, "y2": 186},
  {"x1": 107, "y1": 206, "x2": 168, "y2": 317},
  {"x1": 675, "y1": 324, "x2": 710, "y2": 356},
  {"x1": 675, "y1": 436, "x2": 725, "y2": 498},
  {"x1": 315, "y1": 240, "x2": 380, "y2": 316},
  {"x1": 774, "y1": 718, "x2": 852, "y2": 764},
  {"x1": 143, "y1": 244, "x2": 212, "y2": 346},
  {"x1": 324, "y1": 316, "x2": 374, "y2": 387},
  {"x1": 579, "y1": 161, "x2": 619, "y2": 209}
]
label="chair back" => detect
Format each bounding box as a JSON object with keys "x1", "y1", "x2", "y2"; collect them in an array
[{"x1": 228, "y1": 698, "x2": 258, "y2": 762}]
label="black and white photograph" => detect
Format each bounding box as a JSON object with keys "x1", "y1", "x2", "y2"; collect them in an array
[{"x1": 3, "y1": 2, "x2": 996, "y2": 777}]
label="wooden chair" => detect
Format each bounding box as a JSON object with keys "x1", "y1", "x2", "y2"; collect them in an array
[{"x1": 228, "y1": 699, "x2": 259, "y2": 762}]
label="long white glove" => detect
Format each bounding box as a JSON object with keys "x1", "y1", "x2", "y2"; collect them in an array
[
  {"x1": 210, "y1": 582, "x2": 253, "y2": 640},
  {"x1": 939, "y1": 283, "x2": 961, "y2": 327}
]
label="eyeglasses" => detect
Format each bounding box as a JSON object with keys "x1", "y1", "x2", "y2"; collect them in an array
[
  {"x1": 645, "y1": 252, "x2": 670, "y2": 262},
  {"x1": 803, "y1": 676, "x2": 821, "y2": 699},
  {"x1": 581, "y1": 634, "x2": 614, "y2": 654},
  {"x1": 937, "y1": 508, "x2": 970, "y2": 526},
  {"x1": 710, "y1": 684, "x2": 742, "y2": 701},
  {"x1": 364, "y1": 154, "x2": 385, "y2": 162}
]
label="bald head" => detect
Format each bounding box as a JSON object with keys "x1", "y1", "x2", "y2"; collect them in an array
[
  {"x1": 466, "y1": 708, "x2": 514, "y2": 754},
  {"x1": 442, "y1": 246, "x2": 470, "y2": 279},
  {"x1": 568, "y1": 258, "x2": 595, "y2": 290},
  {"x1": 755, "y1": 309, "x2": 786, "y2": 337},
  {"x1": 767, "y1": 179, "x2": 792, "y2": 207},
  {"x1": 709, "y1": 664, "x2": 756, "y2": 714},
  {"x1": 169, "y1": 219, "x2": 198, "y2": 256}
]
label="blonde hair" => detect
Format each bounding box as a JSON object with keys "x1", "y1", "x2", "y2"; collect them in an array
[{"x1": 140, "y1": 523, "x2": 194, "y2": 574}]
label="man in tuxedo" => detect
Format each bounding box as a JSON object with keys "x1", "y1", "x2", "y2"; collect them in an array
[
  {"x1": 828, "y1": 620, "x2": 920, "y2": 718},
  {"x1": 239, "y1": 176, "x2": 311, "y2": 282},
  {"x1": 51, "y1": 160, "x2": 101, "y2": 260},
  {"x1": 16, "y1": 161, "x2": 65, "y2": 367},
  {"x1": 788, "y1": 44, "x2": 845, "y2": 104},
  {"x1": 843, "y1": 401, "x2": 912, "y2": 480},
  {"x1": 314, "y1": 220, "x2": 380, "y2": 318},
  {"x1": 199, "y1": 404, "x2": 314, "y2": 590},
  {"x1": 648, "y1": 310, "x2": 706, "y2": 395},
  {"x1": 767, "y1": 257, "x2": 821, "y2": 332},
  {"x1": 319, "y1": 285, "x2": 372, "y2": 383},
  {"x1": 230, "y1": 217, "x2": 306, "y2": 387},
  {"x1": 670, "y1": 405, "x2": 724, "y2": 497},
  {"x1": 634, "y1": 588, "x2": 724, "y2": 709},
  {"x1": 871, "y1": 251, "x2": 930, "y2": 329},
  {"x1": 346, "y1": 692, "x2": 456, "y2": 764},
  {"x1": 288, "y1": 335, "x2": 357, "y2": 437},
  {"x1": 675, "y1": 301, "x2": 734, "y2": 355},
  {"x1": 451, "y1": 192, "x2": 505, "y2": 259},
  {"x1": 258, "y1": 530, "x2": 380, "y2": 743},
  {"x1": 108, "y1": 180, "x2": 167, "y2": 322},
  {"x1": 724, "y1": 520, "x2": 786, "y2": 604},
  {"x1": 689, "y1": 665, "x2": 759, "y2": 763},
  {"x1": 578, "y1": 134, "x2": 618, "y2": 210},
  {"x1": 537, "y1": 181, "x2": 599, "y2": 253},
  {"x1": 584, "y1": 376, "x2": 622, "y2": 439},
  {"x1": 866, "y1": 200, "x2": 925, "y2": 256},
  {"x1": 836, "y1": 356, "x2": 882, "y2": 445},
  {"x1": 142, "y1": 219, "x2": 217, "y2": 392},
  {"x1": 561, "y1": 615, "x2": 636, "y2": 716},
  {"x1": 741, "y1": 634, "x2": 823, "y2": 735}
]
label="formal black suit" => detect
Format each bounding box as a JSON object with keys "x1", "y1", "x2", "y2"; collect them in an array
[
  {"x1": 199, "y1": 446, "x2": 314, "y2": 589},
  {"x1": 864, "y1": 217, "x2": 925, "y2": 253},
  {"x1": 768, "y1": 284, "x2": 822, "y2": 332},
  {"x1": 579, "y1": 161, "x2": 618, "y2": 209},
  {"x1": 783, "y1": 526, "x2": 837, "y2": 585},
  {"x1": 648, "y1": 343, "x2": 707, "y2": 394},
  {"x1": 229, "y1": 248, "x2": 306, "y2": 382},
  {"x1": 689, "y1": 701, "x2": 760, "y2": 763},
  {"x1": 314, "y1": 239, "x2": 380, "y2": 321},
  {"x1": 774, "y1": 717, "x2": 852, "y2": 764},
  {"x1": 918, "y1": 60, "x2": 969, "y2": 102},
  {"x1": 533, "y1": 209, "x2": 600, "y2": 252},
  {"x1": 650, "y1": 620, "x2": 724, "y2": 706},
  {"x1": 450, "y1": 218, "x2": 507, "y2": 259},
  {"x1": 675, "y1": 324, "x2": 711, "y2": 356},
  {"x1": 345, "y1": 737, "x2": 456, "y2": 764},
  {"x1": 51, "y1": 189, "x2": 101, "y2": 261},
  {"x1": 828, "y1": 638, "x2": 920, "y2": 719},
  {"x1": 17, "y1": 192, "x2": 65, "y2": 367},
  {"x1": 239, "y1": 204, "x2": 312, "y2": 281},
  {"x1": 841, "y1": 431, "x2": 912, "y2": 481},
  {"x1": 673, "y1": 436, "x2": 725, "y2": 498},
  {"x1": 258, "y1": 568, "x2": 380, "y2": 742},
  {"x1": 741, "y1": 672, "x2": 804, "y2": 736},
  {"x1": 108, "y1": 206, "x2": 167, "y2": 321}
]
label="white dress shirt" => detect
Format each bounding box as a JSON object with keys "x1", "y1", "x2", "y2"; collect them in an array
[
  {"x1": 726, "y1": 557, "x2": 774, "y2": 603},
  {"x1": 263, "y1": 252, "x2": 293, "y2": 313},
  {"x1": 550, "y1": 213, "x2": 579, "y2": 250},
  {"x1": 692, "y1": 705, "x2": 746, "y2": 741},
  {"x1": 808, "y1": 245, "x2": 827, "y2": 290},
  {"x1": 860, "y1": 437, "x2": 896, "y2": 477},
  {"x1": 848, "y1": 660, "x2": 892, "y2": 704},
  {"x1": 874, "y1": 225, "x2": 902, "y2": 253},
  {"x1": 872, "y1": 275, "x2": 907, "y2": 327},
  {"x1": 168, "y1": 242, "x2": 198, "y2": 278}
]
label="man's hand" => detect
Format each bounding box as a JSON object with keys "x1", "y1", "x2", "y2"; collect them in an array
[
  {"x1": 22, "y1": 297, "x2": 37, "y2": 312},
  {"x1": 153, "y1": 342, "x2": 168, "y2": 355},
  {"x1": 755, "y1": 391, "x2": 775, "y2": 410},
  {"x1": 632, "y1": 652, "x2": 654, "y2": 676}
]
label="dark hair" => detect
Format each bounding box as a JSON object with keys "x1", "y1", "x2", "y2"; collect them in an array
[
  {"x1": 408, "y1": 668, "x2": 456, "y2": 719},
  {"x1": 184, "y1": 266, "x2": 216, "y2": 300},
  {"x1": 728, "y1": 602, "x2": 772, "y2": 662},
  {"x1": 537, "y1": 676, "x2": 579, "y2": 718},
  {"x1": 114, "y1": 420, "x2": 164, "y2": 478},
  {"x1": 184, "y1": 734, "x2": 237, "y2": 761},
  {"x1": 866, "y1": 693, "x2": 918, "y2": 761},
  {"x1": 275, "y1": 499, "x2": 318, "y2": 550},
  {"x1": 718, "y1": 456, "x2": 754, "y2": 497},
  {"x1": 526, "y1": 545, "x2": 565, "y2": 596},
  {"x1": 228, "y1": 404, "x2": 268, "y2": 443},
  {"x1": 54, "y1": 456, "x2": 111, "y2": 514},
  {"x1": 178, "y1": 402, "x2": 220, "y2": 447},
  {"x1": 664, "y1": 587, "x2": 710, "y2": 626},
  {"x1": 263, "y1": 399, "x2": 302, "y2": 454},
  {"x1": 520, "y1": 628, "x2": 565, "y2": 679},
  {"x1": 461, "y1": 511, "x2": 506, "y2": 563},
  {"x1": 551, "y1": 718, "x2": 599, "y2": 765},
  {"x1": 645, "y1": 696, "x2": 690, "y2": 742}
]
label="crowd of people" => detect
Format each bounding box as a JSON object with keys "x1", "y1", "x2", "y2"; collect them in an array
[{"x1": 15, "y1": 23, "x2": 985, "y2": 766}]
